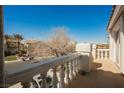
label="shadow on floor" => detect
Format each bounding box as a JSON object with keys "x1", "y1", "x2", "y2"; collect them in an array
[
  {"x1": 92, "y1": 62, "x2": 102, "y2": 69},
  {"x1": 67, "y1": 62, "x2": 124, "y2": 88}
]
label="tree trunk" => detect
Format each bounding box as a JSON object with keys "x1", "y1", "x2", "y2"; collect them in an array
[{"x1": 0, "y1": 5, "x2": 5, "y2": 87}]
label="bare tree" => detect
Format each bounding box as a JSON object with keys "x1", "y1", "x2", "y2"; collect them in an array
[
  {"x1": 43, "y1": 27, "x2": 76, "y2": 57},
  {"x1": 27, "y1": 27, "x2": 76, "y2": 58},
  {"x1": 27, "y1": 41, "x2": 52, "y2": 57}
]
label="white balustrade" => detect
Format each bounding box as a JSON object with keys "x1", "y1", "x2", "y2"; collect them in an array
[
  {"x1": 5, "y1": 53, "x2": 81, "y2": 88},
  {"x1": 96, "y1": 49, "x2": 109, "y2": 60},
  {"x1": 91, "y1": 44, "x2": 109, "y2": 60}
]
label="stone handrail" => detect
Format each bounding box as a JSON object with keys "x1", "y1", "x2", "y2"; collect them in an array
[{"x1": 5, "y1": 53, "x2": 82, "y2": 88}]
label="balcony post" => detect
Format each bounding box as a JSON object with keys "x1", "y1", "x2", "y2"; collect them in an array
[
  {"x1": 105, "y1": 50, "x2": 108, "y2": 60},
  {"x1": 52, "y1": 67, "x2": 58, "y2": 88},
  {"x1": 97, "y1": 50, "x2": 100, "y2": 59},
  {"x1": 108, "y1": 50, "x2": 109, "y2": 59},
  {"x1": 40, "y1": 73, "x2": 48, "y2": 88},
  {"x1": 0, "y1": 5, "x2": 5, "y2": 88},
  {"x1": 59, "y1": 64, "x2": 65, "y2": 88},
  {"x1": 73, "y1": 59, "x2": 77, "y2": 77},
  {"x1": 69, "y1": 61, "x2": 74, "y2": 80},
  {"x1": 65, "y1": 62, "x2": 70, "y2": 85},
  {"x1": 76, "y1": 58, "x2": 79, "y2": 73},
  {"x1": 101, "y1": 50, "x2": 103, "y2": 60}
]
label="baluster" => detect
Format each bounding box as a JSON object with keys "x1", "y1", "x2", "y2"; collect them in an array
[
  {"x1": 101, "y1": 50, "x2": 103, "y2": 60},
  {"x1": 108, "y1": 51, "x2": 109, "y2": 59},
  {"x1": 40, "y1": 73, "x2": 48, "y2": 88},
  {"x1": 101, "y1": 50, "x2": 105, "y2": 60},
  {"x1": 21, "y1": 82, "x2": 31, "y2": 88},
  {"x1": 52, "y1": 67, "x2": 58, "y2": 88},
  {"x1": 69, "y1": 61, "x2": 74, "y2": 80},
  {"x1": 65, "y1": 62, "x2": 70, "y2": 85},
  {"x1": 97, "y1": 50, "x2": 100, "y2": 59},
  {"x1": 59, "y1": 64, "x2": 65, "y2": 88},
  {"x1": 105, "y1": 50, "x2": 108, "y2": 60},
  {"x1": 76, "y1": 57, "x2": 79, "y2": 73},
  {"x1": 73, "y1": 59, "x2": 77, "y2": 77},
  {"x1": 99, "y1": 50, "x2": 101, "y2": 59}
]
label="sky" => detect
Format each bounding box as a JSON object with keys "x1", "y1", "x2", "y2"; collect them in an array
[{"x1": 4, "y1": 5, "x2": 112, "y2": 43}]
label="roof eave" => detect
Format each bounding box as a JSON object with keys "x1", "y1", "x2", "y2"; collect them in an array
[{"x1": 107, "y1": 6, "x2": 124, "y2": 32}]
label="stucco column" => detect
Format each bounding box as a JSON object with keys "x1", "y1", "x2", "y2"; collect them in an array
[
  {"x1": 0, "y1": 6, "x2": 5, "y2": 87},
  {"x1": 109, "y1": 31, "x2": 116, "y2": 63},
  {"x1": 109, "y1": 32, "x2": 113, "y2": 61},
  {"x1": 112, "y1": 31, "x2": 117, "y2": 63},
  {"x1": 120, "y1": 14, "x2": 124, "y2": 74}
]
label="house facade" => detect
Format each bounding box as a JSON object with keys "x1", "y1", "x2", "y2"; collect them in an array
[
  {"x1": 4, "y1": 39, "x2": 18, "y2": 56},
  {"x1": 107, "y1": 5, "x2": 124, "y2": 74}
]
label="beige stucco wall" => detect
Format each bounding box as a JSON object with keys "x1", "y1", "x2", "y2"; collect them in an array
[{"x1": 109, "y1": 8, "x2": 124, "y2": 74}]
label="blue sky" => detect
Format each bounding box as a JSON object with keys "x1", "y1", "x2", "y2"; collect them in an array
[{"x1": 4, "y1": 5, "x2": 112, "y2": 43}]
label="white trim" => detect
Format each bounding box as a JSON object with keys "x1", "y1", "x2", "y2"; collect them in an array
[{"x1": 107, "y1": 6, "x2": 124, "y2": 32}]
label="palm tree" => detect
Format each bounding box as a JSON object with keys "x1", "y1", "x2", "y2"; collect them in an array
[
  {"x1": 13, "y1": 34, "x2": 23, "y2": 54},
  {"x1": 0, "y1": 5, "x2": 5, "y2": 87}
]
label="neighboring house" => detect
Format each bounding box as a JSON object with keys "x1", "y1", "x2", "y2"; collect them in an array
[
  {"x1": 107, "y1": 5, "x2": 124, "y2": 74},
  {"x1": 4, "y1": 39, "x2": 18, "y2": 56}
]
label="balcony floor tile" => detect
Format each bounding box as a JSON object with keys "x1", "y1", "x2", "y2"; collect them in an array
[{"x1": 67, "y1": 60, "x2": 124, "y2": 88}]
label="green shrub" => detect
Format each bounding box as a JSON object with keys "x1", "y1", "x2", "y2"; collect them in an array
[{"x1": 5, "y1": 55, "x2": 17, "y2": 61}]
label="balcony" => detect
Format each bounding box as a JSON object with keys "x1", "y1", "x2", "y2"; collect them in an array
[
  {"x1": 1, "y1": 5, "x2": 124, "y2": 88},
  {"x1": 4, "y1": 44, "x2": 124, "y2": 88}
]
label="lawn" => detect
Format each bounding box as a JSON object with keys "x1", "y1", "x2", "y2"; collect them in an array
[{"x1": 5, "y1": 55, "x2": 17, "y2": 61}]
